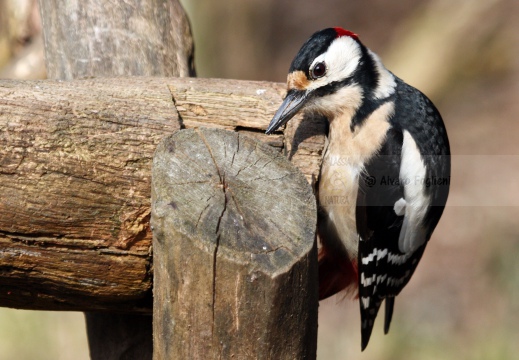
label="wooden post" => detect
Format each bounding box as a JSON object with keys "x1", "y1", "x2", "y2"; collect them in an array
[
  {"x1": 38, "y1": 0, "x2": 195, "y2": 79},
  {"x1": 37, "y1": 1, "x2": 194, "y2": 358},
  {"x1": 151, "y1": 128, "x2": 318, "y2": 359}
]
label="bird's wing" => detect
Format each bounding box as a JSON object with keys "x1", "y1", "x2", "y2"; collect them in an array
[
  {"x1": 356, "y1": 82, "x2": 450, "y2": 350},
  {"x1": 356, "y1": 127, "x2": 428, "y2": 350}
]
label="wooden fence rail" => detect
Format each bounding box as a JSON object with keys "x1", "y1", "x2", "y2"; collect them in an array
[
  {"x1": 0, "y1": 77, "x2": 326, "y2": 312},
  {"x1": 2, "y1": 1, "x2": 326, "y2": 358}
]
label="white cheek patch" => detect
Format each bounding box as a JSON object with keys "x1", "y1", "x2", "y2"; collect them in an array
[
  {"x1": 398, "y1": 130, "x2": 430, "y2": 253},
  {"x1": 307, "y1": 36, "x2": 362, "y2": 92}
]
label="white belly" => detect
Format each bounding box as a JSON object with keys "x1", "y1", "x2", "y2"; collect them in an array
[
  {"x1": 319, "y1": 155, "x2": 361, "y2": 259},
  {"x1": 317, "y1": 102, "x2": 394, "y2": 260}
]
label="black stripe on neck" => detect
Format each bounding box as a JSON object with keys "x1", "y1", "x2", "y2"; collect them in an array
[
  {"x1": 350, "y1": 94, "x2": 394, "y2": 132},
  {"x1": 353, "y1": 43, "x2": 379, "y2": 98}
]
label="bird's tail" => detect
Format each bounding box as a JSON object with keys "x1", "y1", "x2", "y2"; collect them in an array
[
  {"x1": 359, "y1": 296, "x2": 382, "y2": 351},
  {"x1": 359, "y1": 296, "x2": 395, "y2": 351},
  {"x1": 384, "y1": 297, "x2": 394, "y2": 334}
]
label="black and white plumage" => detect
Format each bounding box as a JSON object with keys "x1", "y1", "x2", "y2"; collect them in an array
[{"x1": 266, "y1": 28, "x2": 450, "y2": 350}]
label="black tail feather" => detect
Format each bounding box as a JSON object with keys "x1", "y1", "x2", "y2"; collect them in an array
[
  {"x1": 361, "y1": 317, "x2": 374, "y2": 352},
  {"x1": 384, "y1": 297, "x2": 395, "y2": 334},
  {"x1": 360, "y1": 298, "x2": 382, "y2": 351}
]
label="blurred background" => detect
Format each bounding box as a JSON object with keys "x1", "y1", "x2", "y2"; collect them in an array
[{"x1": 1, "y1": 0, "x2": 518, "y2": 359}]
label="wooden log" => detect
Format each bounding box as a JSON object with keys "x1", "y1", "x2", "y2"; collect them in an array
[
  {"x1": 151, "y1": 128, "x2": 318, "y2": 359},
  {"x1": 0, "y1": 77, "x2": 327, "y2": 311}
]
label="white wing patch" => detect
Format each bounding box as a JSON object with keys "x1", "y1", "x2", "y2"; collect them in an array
[
  {"x1": 393, "y1": 198, "x2": 406, "y2": 216},
  {"x1": 398, "y1": 131, "x2": 429, "y2": 253}
]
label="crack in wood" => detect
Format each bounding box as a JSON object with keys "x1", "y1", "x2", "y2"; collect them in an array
[
  {"x1": 234, "y1": 126, "x2": 271, "y2": 134},
  {"x1": 0, "y1": 230, "x2": 149, "y2": 256},
  {"x1": 260, "y1": 245, "x2": 291, "y2": 255},
  {"x1": 230, "y1": 134, "x2": 239, "y2": 169},
  {"x1": 195, "y1": 199, "x2": 213, "y2": 229},
  {"x1": 225, "y1": 187, "x2": 245, "y2": 227},
  {"x1": 194, "y1": 128, "x2": 230, "y2": 339},
  {"x1": 265, "y1": 218, "x2": 298, "y2": 257},
  {"x1": 260, "y1": 158, "x2": 273, "y2": 169},
  {"x1": 234, "y1": 152, "x2": 261, "y2": 178},
  {"x1": 211, "y1": 178, "x2": 228, "y2": 339},
  {"x1": 168, "y1": 180, "x2": 212, "y2": 186},
  {"x1": 98, "y1": 248, "x2": 150, "y2": 257},
  {"x1": 168, "y1": 86, "x2": 186, "y2": 129}
]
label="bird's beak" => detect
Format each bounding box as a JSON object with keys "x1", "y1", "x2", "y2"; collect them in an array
[{"x1": 265, "y1": 89, "x2": 308, "y2": 134}]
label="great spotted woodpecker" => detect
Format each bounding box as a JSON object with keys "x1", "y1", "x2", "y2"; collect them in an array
[{"x1": 266, "y1": 28, "x2": 450, "y2": 350}]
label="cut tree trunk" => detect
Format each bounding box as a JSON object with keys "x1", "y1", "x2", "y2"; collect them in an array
[
  {"x1": 0, "y1": 77, "x2": 327, "y2": 312},
  {"x1": 152, "y1": 128, "x2": 318, "y2": 359}
]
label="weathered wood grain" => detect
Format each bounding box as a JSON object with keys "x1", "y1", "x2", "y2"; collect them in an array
[
  {"x1": 0, "y1": 77, "x2": 326, "y2": 311},
  {"x1": 169, "y1": 78, "x2": 327, "y2": 185},
  {"x1": 151, "y1": 128, "x2": 318, "y2": 359},
  {"x1": 39, "y1": 0, "x2": 195, "y2": 80}
]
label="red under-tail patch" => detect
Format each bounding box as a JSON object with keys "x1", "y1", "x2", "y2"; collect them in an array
[
  {"x1": 318, "y1": 242, "x2": 359, "y2": 300},
  {"x1": 333, "y1": 27, "x2": 359, "y2": 40}
]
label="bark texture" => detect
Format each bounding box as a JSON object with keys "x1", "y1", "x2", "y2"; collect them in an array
[
  {"x1": 0, "y1": 77, "x2": 327, "y2": 311},
  {"x1": 39, "y1": 0, "x2": 195, "y2": 79},
  {"x1": 35, "y1": 2, "x2": 196, "y2": 358}
]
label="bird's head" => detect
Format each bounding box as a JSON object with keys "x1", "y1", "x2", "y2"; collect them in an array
[{"x1": 266, "y1": 27, "x2": 386, "y2": 134}]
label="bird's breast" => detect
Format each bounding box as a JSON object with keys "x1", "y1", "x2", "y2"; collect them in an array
[{"x1": 318, "y1": 102, "x2": 394, "y2": 260}]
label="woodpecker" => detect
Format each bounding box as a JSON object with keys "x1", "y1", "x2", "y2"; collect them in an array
[{"x1": 266, "y1": 28, "x2": 450, "y2": 350}]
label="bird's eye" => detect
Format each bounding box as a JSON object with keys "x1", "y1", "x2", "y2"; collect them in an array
[{"x1": 311, "y1": 62, "x2": 326, "y2": 79}]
